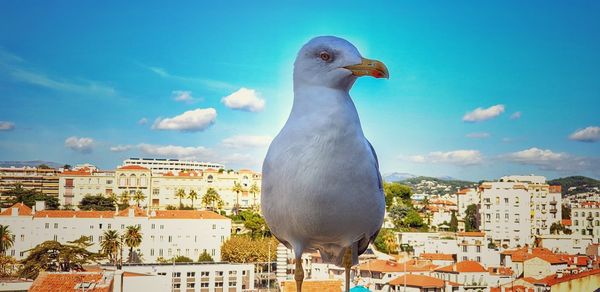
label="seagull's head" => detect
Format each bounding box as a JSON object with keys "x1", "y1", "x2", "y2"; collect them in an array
[{"x1": 294, "y1": 36, "x2": 388, "y2": 91}]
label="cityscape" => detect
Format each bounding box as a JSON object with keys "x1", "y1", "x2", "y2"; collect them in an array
[
  {"x1": 0, "y1": 160, "x2": 599, "y2": 291},
  {"x1": 2, "y1": 1, "x2": 600, "y2": 292}
]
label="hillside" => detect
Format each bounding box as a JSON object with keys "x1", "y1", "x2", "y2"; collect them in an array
[
  {"x1": 548, "y1": 176, "x2": 600, "y2": 196},
  {"x1": 400, "y1": 176, "x2": 477, "y2": 196}
]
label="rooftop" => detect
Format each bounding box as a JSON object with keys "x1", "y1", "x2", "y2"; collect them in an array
[
  {"x1": 435, "y1": 261, "x2": 486, "y2": 273},
  {"x1": 356, "y1": 259, "x2": 437, "y2": 273},
  {"x1": 0, "y1": 202, "x2": 32, "y2": 216},
  {"x1": 389, "y1": 274, "x2": 460, "y2": 288},
  {"x1": 29, "y1": 272, "x2": 113, "y2": 292}
]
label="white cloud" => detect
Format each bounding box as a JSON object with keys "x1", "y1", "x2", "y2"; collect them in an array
[
  {"x1": 65, "y1": 136, "x2": 94, "y2": 153},
  {"x1": 462, "y1": 104, "x2": 505, "y2": 122},
  {"x1": 110, "y1": 145, "x2": 133, "y2": 152},
  {"x1": 144, "y1": 65, "x2": 235, "y2": 91},
  {"x1": 138, "y1": 144, "x2": 214, "y2": 160},
  {"x1": 0, "y1": 121, "x2": 15, "y2": 131},
  {"x1": 10, "y1": 68, "x2": 116, "y2": 96},
  {"x1": 138, "y1": 117, "x2": 148, "y2": 125},
  {"x1": 172, "y1": 90, "x2": 196, "y2": 103},
  {"x1": 221, "y1": 135, "x2": 272, "y2": 148},
  {"x1": 569, "y1": 126, "x2": 600, "y2": 142},
  {"x1": 466, "y1": 132, "x2": 490, "y2": 139},
  {"x1": 503, "y1": 147, "x2": 599, "y2": 174},
  {"x1": 405, "y1": 150, "x2": 483, "y2": 166},
  {"x1": 221, "y1": 88, "x2": 265, "y2": 112},
  {"x1": 152, "y1": 108, "x2": 217, "y2": 132},
  {"x1": 510, "y1": 111, "x2": 522, "y2": 120}
]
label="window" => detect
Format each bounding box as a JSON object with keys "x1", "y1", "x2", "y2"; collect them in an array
[
  {"x1": 216, "y1": 271, "x2": 224, "y2": 276},
  {"x1": 212, "y1": 249, "x2": 216, "y2": 256},
  {"x1": 152, "y1": 188, "x2": 159, "y2": 195},
  {"x1": 90, "y1": 225, "x2": 94, "y2": 229},
  {"x1": 108, "y1": 224, "x2": 111, "y2": 229},
  {"x1": 229, "y1": 281, "x2": 236, "y2": 286},
  {"x1": 173, "y1": 272, "x2": 181, "y2": 278},
  {"x1": 212, "y1": 224, "x2": 216, "y2": 230},
  {"x1": 187, "y1": 272, "x2": 195, "y2": 277},
  {"x1": 159, "y1": 249, "x2": 163, "y2": 256},
  {"x1": 504, "y1": 198, "x2": 509, "y2": 204},
  {"x1": 496, "y1": 213, "x2": 500, "y2": 219},
  {"x1": 54, "y1": 223, "x2": 58, "y2": 229},
  {"x1": 45, "y1": 223, "x2": 49, "y2": 229},
  {"x1": 186, "y1": 283, "x2": 195, "y2": 288},
  {"x1": 160, "y1": 225, "x2": 164, "y2": 230},
  {"x1": 53, "y1": 235, "x2": 58, "y2": 241},
  {"x1": 476, "y1": 246, "x2": 481, "y2": 253},
  {"x1": 121, "y1": 224, "x2": 125, "y2": 229},
  {"x1": 462, "y1": 246, "x2": 467, "y2": 252},
  {"x1": 462, "y1": 256, "x2": 467, "y2": 261},
  {"x1": 168, "y1": 236, "x2": 172, "y2": 242},
  {"x1": 229, "y1": 271, "x2": 237, "y2": 276},
  {"x1": 200, "y1": 283, "x2": 209, "y2": 288},
  {"x1": 207, "y1": 175, "x2": 214, "y2": 183},
  {"x1": 151, "y1": 224, "x2": 155, "y2": 229},
  {"x1": 495, "y1": 197, "x2": 499, "y2": 204},
  {"x1": 215, "y1": 282, "x2": 223, "y2": 287},
  {"x1": 20, "y1": 234, "x2": 25, "y2": 241},
  {"x1": 172, "y1": 283, "x2": 180, "y2": 289},
  {"x1": 150, "y1": 249, "x2": 154, "y2": 256},
  {"x1": 476, "y1": 256, "x2": 481, "y2": 262},
  {"x1": 574, "y1": 212, "x2": 578, "y2": 217},
  {"x1": 201, "y1": 272, "x2": 209, "y2": 277},
  {"x1": 505, "y1": 213, "x2": 509, "y2": 220}
]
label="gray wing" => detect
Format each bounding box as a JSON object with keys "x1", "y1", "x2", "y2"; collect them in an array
[{"x1": 357, "y1": 139, "x2": 384, "y2": 256}]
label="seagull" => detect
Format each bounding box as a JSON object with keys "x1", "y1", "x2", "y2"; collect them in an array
[{"x1": 261, "y1": 36, "x2": 388, "y2": 292}]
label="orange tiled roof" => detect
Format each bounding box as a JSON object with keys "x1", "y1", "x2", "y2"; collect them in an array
[
  {"x1": 491, "y1": 285, "x2": 534, "y2": 292},
  {"x1": 435, "y1": 261, "x2": 486, "y2": 273},
  {"x1": 117, "y1": 165, "x2": 149, "y2": 171},
  {"x1": 356, "y1": 259, "x2": 437, "y2": 273},
  {"x1": 488, "y1": 267, "x2": 513, "y2": 276},
  {"x1": 281, "y1": 279, "x2": 342, "y2": 292},
  {"x1": 152, "y1": 210, "x2": 228, "y2": 220},
  {"x1": 533, "y1": 268, "x2": 600, "y2": 287},
  {"x1": 29, "y1": 272, "x2": 112, "y2": 292},
  {"x1": 457, "y1": 231, "x2": 485, "y2": 237},
  {"x1": 34, "y1": 210, "x2": 114, "y2": 219},
  {"x1": 389, "y1": 274, "x2": 460, "y2": 288},
  {"x1": 456, "y1": 188, "x2": 470, "y2": 195},
  {"x1": 0, "y1": 202, "x2": 33, "y2": 216},
  {"x1": 548, "y1": 185, "x2": 561, "y2": 193},
  {"x1": 116, "y1": 206, "x2": 147, "y2": 217},
  {"x1": 420, "y1": 253, "x2": 455, "y2": 261}
]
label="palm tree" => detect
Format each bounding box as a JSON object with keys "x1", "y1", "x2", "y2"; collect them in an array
[
  {"x1": 132, "y1": 190, "x2": 146, "y2": 208},
  {"x1": 100, "y1": 230, "x2": 121, "y2": 265},
  {"x1": 124, "y1": 225, "x2": 142, "y2": 263},
  {"x1": 382, "y1": 232, "x2": 398, "y2": 254},
  {"x1": 107, "y1": 192, "x2": 117, "y2": 204},
  {"x1": 249, "y1": 182, "x2": 260, "y2": 207},
  {"x1": 232, "y1": 181, "x2": 245, "y2": 214},
  {"x1": 188, "y1": 190, "x2": 199, "y2": 209},
  {"x1": 175, "y1": 188, "x2": 186, "y2": 208},
  {"x1": 202, "y1": 188, "x2": 222, "y2": 211},
  {"x1": 0, "y1": 225, "x2": 14, "y2": 255},
  {"x1": 119, "y1": 191, "x2": 130, "y2": 206}
]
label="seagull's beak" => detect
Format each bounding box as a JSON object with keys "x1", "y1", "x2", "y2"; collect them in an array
[{"x1": 344, "y1": 57, "x2": 389, "y2": 79}]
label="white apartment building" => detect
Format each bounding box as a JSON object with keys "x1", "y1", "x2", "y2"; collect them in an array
[
  {"x1": 121, "y1": 158, "x2": 224, "y2": 174},
  {"x1": 107, "y1": 262, "x2": 255, "y2": 292},
  {"x1": 456, "y1": 232, "x2": 500, "y2": 268},
  {"x1": 456, "y1": 188, "x2": 479, "y2": 217},
  {"x1": 59, "y1": 168, "x2": 115, "y2": 208},
  {"x1": 58, "y1": 165, "x2": 262, "y2": 212},
  {"x1": 0, "y1": 203, "x2": 231, "y2": 262},
  {"x1": 480, "y1": 175, "x2": 562, "y2": 248},
  {"x1": 571, "y1": 201, "x2": 600, "y2": 243},
  {"x1": 480, "y1": 181, "x2": 531, "y2": 248}
]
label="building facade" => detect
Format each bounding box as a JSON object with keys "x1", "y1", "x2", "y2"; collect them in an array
[
  {"x1": 0, "y1": 167, "x2": 60, "y2": 197},
  {"x1": 121, "y1": 158, "x2": 224, "y2": 174},
  {"x1": 571, "y1": 201, "x2": 600, "y2": 243},
  {"x1": 0, "y1": 203, "x2": 231, "y2": 263}
]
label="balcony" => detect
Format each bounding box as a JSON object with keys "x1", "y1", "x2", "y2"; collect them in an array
[
  {"x1": 587, "y1": 215, "x2": 594, "y2": 221},
  {"x1": 550, "y1": 208, "x2": 557, "y2": 214},
  {"x1": 550, "y1": 200, "x2": 557, "y2": 205}
]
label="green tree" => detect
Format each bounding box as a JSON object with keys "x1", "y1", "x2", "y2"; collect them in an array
[
  {"x1": 384, "y1": 182, "x2": 412, "y2": 208},
  {"x1": 132, "y1": 190, "x2": 146, "y2": 208},
  {"x1": 389, "y1": 204, "x2": 411, "y2": 229},
  {"x1": 0, "y1": 225, "x2": 14, "y2": 255},
  {"x1": 175, "y1": 188, "x2": 186, "y2": 208},
  {"x1": 124, "y1": 225, "x2": 142, "y2": 263},
  {"x1": 238, "y1": 211, "x2": 267, "y2": 238},
  {"x1": 0, "y1": 255, "x2": 17, "y2": 277},
  {"x1": 373, "y1": 228, "x2": 398, "y2": 254},
  {"x1": 172, "y1": 255, "x2": 193, "y2": 263},
  {"x1": 202, "y1": 188, "x2": 223, "y2": 211},
  {"x1": 464, "y1": 204, "x2": 479, "y2": 232},
  {"x1": 100, "y1": 230, "x2": 121, "y2": 265},
  {"x1": 63, "y1": 164, "x2": 72, "y2": 170},
  {"x1": 249, "y1": 182, "x2": 260, "y2": 207},
  {"x1": 449, "y1": 211, "x2": 458, "y2": 232},
  {"x1": 3, "y1": 185, "x2": 59, "y2": 209},
  {"x1": 221, "y1": 236, "x2": 278, "y2": 263},
  {"x1": 78, "y1": 194, "x2": 116, "y2": 211},
  {"x1": 37, "y1": 164, "x2": 51, "y2": 169},
  {"x1": 404, "y1": 209, "x2": 425, "y2": 228},
  {"x1": 232, "y1": 181, "x2": 245, "y2": 214},
  {"x1": 188, "y1": 190, "x2": 199, "y2": 209},
  {"x1": 68, "y1": 236, "x2": 93, "y2": 249},
  {"x1": 198, "y1": 251, "x2": 214, "y2": 262},
  {"x1": 19, "y1": 240, "x2": 102, "y2": 279},
  {"x1": 119, "y1": 191, "x2": 130, "y2": 206}
]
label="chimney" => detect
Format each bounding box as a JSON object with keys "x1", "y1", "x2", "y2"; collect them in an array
[{"x1": 35, "y1": 200, "x2": 46, "y2": 212}]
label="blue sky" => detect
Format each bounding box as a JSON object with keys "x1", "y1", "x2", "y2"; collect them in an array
[{"x1": 0, "y1": 1, "x2": 599, "y2": 180}]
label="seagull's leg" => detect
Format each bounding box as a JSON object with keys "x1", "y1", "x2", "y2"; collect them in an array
[
  {"x1": 343, "y1": 247, "x2": 352, "y2": 292},
  {"x1": 295, "y1": 256, "x2": 304, "y2": 292}
]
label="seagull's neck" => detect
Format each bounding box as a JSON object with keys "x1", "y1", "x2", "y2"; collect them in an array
[{"x1": 287, "y1": 85, "x2": 363, "y2": 132}]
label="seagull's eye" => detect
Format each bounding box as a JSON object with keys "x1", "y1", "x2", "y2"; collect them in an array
[{"x1": 319, "y1": 51, "x2": 332, "y2": 62}]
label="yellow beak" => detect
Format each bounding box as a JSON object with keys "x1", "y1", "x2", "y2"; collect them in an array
[{"x1": 344, "y1": 57, "x2": 389, "y2": 79}]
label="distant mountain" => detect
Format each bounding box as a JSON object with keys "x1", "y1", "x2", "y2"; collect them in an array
[
  {"x1": 0, "y1": 160, "x2": 64, "y2": 169},
  {"x1": 384, "y1": 172, "x2": 417, "y2": 182},
  {"x1": 548, "y1": 176, "x2": 600, "y2": 196},
  {"x1": 399, "y1": 176, "x2": 477, "y2": 196}
]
